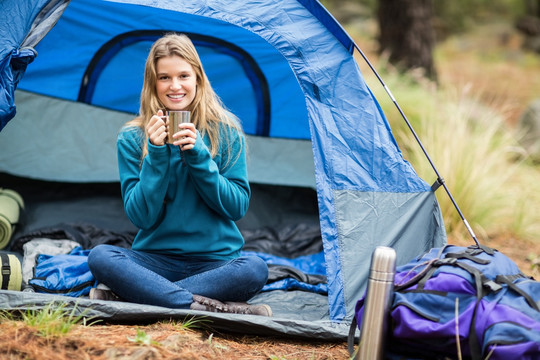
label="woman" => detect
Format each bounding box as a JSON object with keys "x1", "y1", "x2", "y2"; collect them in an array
[{"x1": 88, "y1": 33, "x2": 271, "y2": 317}]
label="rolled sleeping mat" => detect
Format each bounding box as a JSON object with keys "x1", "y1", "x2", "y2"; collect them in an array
[
  {"x1": 0, "y1": 253, "x2": 22, "y2": 291},
  {"x1": 0, "y1": 188, "x2": 25, "y2": 250}
]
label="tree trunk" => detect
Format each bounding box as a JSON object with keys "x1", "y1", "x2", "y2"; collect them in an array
[
  {"x1": 377, "y1": 0, "x2": 437, "y2": 80},
  {"x1": 526, "y1": 0, "x2": 540, "y2": 17}
]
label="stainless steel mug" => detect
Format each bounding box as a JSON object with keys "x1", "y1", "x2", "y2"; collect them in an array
[{"x1": 167, "y1": 110, "x2": 190, "y2": 144}]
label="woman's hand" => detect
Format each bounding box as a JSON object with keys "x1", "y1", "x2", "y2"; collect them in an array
[
  {"x1": 172, "y1": 122, "x2": 197, "y2": 151},
  {"x1": 147, "y1": 110, "x2": 168, "y2": 146}
]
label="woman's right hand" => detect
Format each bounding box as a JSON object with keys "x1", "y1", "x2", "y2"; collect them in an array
[{"x1": 147, "y1": 110, "x2": 168, "y2": 146}]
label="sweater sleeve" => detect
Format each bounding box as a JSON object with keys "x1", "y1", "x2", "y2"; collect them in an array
[
  {"x1": 182, "y1": 126, "x2": 250, "y2": 221},
  {"x1": 117, "y1": 127, "x2": 171, "y2": 229}
]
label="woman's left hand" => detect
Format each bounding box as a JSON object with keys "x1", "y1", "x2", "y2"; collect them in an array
[{"x1": 172, "y1": 123, "x2": 197, "y2": 151}]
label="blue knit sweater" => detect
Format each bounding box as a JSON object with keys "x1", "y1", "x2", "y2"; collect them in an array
[{"x1": 116, "y1": 124, "x2": 250, "y2": 260}]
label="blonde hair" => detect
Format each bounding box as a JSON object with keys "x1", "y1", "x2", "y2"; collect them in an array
[{"x1": 125, "y1": 33, "x2": 243, "y2": 160}]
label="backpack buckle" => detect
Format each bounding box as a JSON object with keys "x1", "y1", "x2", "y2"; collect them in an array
[
  {"x1": 436, "y1": 258, "x2": 457, "y2": 266},
  {"x1": 2, "y1": 264, "x2": 10, "y2": 276},
  {"x1": 483, "y1": 280, "x2": 502, "y2": 292}
]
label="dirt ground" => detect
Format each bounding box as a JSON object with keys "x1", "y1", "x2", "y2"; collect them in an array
[{"x1": 0, "y1": 320, "x2": 350, "y2": 360}]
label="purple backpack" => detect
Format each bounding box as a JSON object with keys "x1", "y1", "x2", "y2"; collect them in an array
[{"x1": 350, "y1": 245, "x2": 540, "y2": 360}]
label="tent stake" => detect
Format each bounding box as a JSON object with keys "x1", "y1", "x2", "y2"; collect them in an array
[{"x1": 352, "y1": 43, "x2": 480, "y2": 247}]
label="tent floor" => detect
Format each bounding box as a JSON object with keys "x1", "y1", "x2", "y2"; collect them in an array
[{"x1": 0, "y1": 172, "x2": 351, "y2": 340}]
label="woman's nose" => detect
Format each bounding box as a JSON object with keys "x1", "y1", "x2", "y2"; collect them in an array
[{"x1": 171, "y1": 78, "x2": 182, "y2": 89}]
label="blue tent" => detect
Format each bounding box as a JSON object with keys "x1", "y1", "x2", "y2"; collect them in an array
[
  {"x1": 0, "y1": 0, "x2": 446, "y2": 338},
  {"x1": 0, "y1": 0, "x2": 68, "y2": 129}
]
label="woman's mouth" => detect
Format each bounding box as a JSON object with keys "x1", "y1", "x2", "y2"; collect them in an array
[{"x1": 168, "y1": 94, "x2": 185, "y2": 100}]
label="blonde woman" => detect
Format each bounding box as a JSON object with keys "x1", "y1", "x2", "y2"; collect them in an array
[{"x1": 88, "y1": 34, "x2": 271, "y2": 316}]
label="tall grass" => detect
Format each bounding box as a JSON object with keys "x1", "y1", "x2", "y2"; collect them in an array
[{"x1": 367, "y1": 67, "x2": 540, "y2": 243}]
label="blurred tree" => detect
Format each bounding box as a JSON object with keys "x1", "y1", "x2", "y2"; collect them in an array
[
  {"x1": 377, "y1": 0, "x2": 437, "y2": 80},
  {"x1": 516, "y1": 0, "x2": 540, "y2": 52},
  {"x1": 525, "y1": 0, "x2": 540, "y2": 16}
]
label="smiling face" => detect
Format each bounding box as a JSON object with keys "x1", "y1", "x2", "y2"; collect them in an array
[{"x1": 155, "y1": 55, "x2": 197, "y2": 111}]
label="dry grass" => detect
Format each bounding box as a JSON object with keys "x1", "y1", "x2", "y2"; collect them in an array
[
  {"x1": 358, "y1": 19, "x2": 540, "y2": 251},
  {"x1": 0, "y1": 321, "x2": 350, "y2": 360},
  {"x1": 436, "y1": 23, "x2": 540, "y2": 126}
]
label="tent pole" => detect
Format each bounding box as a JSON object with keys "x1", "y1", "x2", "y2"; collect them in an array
[{"x1": 352, "y1": 43, "x2": 480, "y2": 247}]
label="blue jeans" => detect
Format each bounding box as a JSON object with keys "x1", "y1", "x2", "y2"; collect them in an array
[{"x1": 87, "y1": 245, "x2": 268, "y2": 309}]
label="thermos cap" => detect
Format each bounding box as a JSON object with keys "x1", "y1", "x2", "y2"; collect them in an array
[{"x1": 369, "y1": 246, "x2": 396, "y2": 281}]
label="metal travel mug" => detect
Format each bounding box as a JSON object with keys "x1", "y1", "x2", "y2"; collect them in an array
[
  {"x1": 356, "y1": 246, "x2": 396, "y2": 360},
  {"x1": 167, "y1": 110, "x2": 190, "y2": 144}
]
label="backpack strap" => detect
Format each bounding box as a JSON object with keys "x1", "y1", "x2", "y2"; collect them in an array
[
  {"x1": 415, "y1": 264, "x2": 439, "y2": 290},
  {"x1": 0, "y1": 253, "x2": 10, "y2": 290},
  {"x1": 415, "y1": 256, "x2": 493, "y2": 295},
  {"x1": 347, "y1": 316, "x2": 358, "y2": 357},
  {"x1": 395, "y1": 259, "x2": 438, "y2": 291},
  {"x1": 468, "y1": 298, "x2": 484, "y2": 360},
  {"x1": 447, "y1": 260, "x2": 487, "y2": 360},
  {"x1": 446, "y1": 251, "x2": 490, "y2": 265},
  {"x1": 496, "y1": 274, "x2": 540, "y2": 311},
  {"x1": 472, "y1": 244, "x2": 496, "y2": 255},
  {"x1": 453, "y1": 261, "x2": 501, "y2": 297},
  {"x1": 394, "y1": 246, "x2": 450, "y2": 291}
]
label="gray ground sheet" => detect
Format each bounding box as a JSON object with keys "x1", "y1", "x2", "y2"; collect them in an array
[{"x1": 0, "y1": 289, "x2": 351, "y2": 340}]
